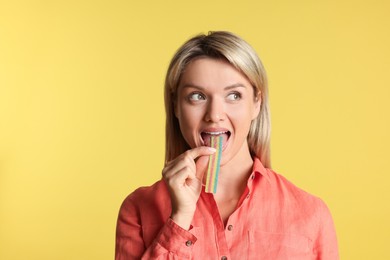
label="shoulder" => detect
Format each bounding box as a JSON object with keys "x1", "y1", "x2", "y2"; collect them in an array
[
  {"x1": 118, "y1": 180, "x2": 170, "y2": 220},
  {"x1": 262, "y1": 167, "x2": 331, "y2": 217},
  {"x1": 116, "y1": 180, "x2": 172, "y2": 249},
  {"x1": 253, "y1": 158, "x2": 325, "y2": 208},
  {"x1": 260, "y1": 167, "x2": 336, "y2": 234},
  {"x1": 126, "y1": 179, "x2": 168, "y2": 201}
]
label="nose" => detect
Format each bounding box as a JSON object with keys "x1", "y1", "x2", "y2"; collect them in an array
[{"x1": 204, "y1": 97, "x2": 225, "y2": 122}]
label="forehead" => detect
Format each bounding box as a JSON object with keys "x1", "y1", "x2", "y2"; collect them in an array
[{"x1": 178, "y1": 58, "x2": 252, "y2": 91}]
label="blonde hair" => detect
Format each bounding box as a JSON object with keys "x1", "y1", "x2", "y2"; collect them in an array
[{"x1": 164, "y1": 31, "x2": 271, "y2": 168}]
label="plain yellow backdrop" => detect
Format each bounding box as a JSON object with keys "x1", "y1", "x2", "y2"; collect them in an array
[{"x1": 1, "y1": 0, "x2": 389, "y2": 259}]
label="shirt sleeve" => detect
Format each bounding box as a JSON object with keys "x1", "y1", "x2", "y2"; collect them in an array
[
  {"x1": 314, "y1": 200, "x2": 339, "y2": 260},
  {"x1": 115, "y1": 195, "x2": 198, "y2": 260}
]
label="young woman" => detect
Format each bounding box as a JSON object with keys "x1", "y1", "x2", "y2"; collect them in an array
[{"x1": 116, "y1": 31, "x2": 339, "y2": 259}]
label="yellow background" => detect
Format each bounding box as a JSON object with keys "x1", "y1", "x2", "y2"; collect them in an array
[{"x1": 1, "y1": 0, "x2": 389, "y2": 259}]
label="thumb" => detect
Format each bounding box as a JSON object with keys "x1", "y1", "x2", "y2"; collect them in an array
[{"x1": 195, "y1": 155, "x2": 209, "y2": 181}]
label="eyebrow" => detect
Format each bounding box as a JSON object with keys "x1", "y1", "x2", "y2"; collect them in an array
[{"x1": 181, "y1": 83, "x2": 248, "y2": 91}]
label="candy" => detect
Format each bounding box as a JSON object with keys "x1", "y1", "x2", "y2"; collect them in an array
[{"x1": 205, "y1": 135, "x2": 223, "y2": 194}]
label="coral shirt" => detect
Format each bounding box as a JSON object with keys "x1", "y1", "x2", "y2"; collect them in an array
[{"x1": 116, "y1": 158, "x2": 339, "y2": 259}]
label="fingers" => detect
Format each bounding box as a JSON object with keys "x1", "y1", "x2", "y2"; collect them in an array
[
  {"x1": 162, "y1": 147, "x2": 216, "y2": 229},
  {"x1": 163, "y1": 155, "x2": 195, "y2": 179},
  {"x1": 189, "y1": 147, "x2": 215, "y2": 181},
  {"x1": 163, "y1": 146, "x2": 216, "y2": 179},
  {"x1": 195, "y1": 155, "x2": 209, "y2": 180},
  {"x1": 165, "y1": 146, "x2": 215, "y2": 165},
  {"x1": 167, "y1": 166, "x2": 196, "y2": 189},
  {"x1": 186, "y1": 146, "x2": 216, "y2": 161}
]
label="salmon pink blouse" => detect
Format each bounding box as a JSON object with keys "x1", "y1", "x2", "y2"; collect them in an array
[{"x1": 116, "y1": 158, "x2": 339, "y2": 259}]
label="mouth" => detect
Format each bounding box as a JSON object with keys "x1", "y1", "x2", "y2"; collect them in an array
[{"x1": 201, "y1": 130, "x2": 231, "y2": 149}]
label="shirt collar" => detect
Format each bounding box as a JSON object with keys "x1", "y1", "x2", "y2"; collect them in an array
[{"x1": 252, "y1": 157, "x2": 270, "y2": 182}]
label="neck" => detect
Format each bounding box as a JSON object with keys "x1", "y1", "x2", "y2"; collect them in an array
[{"x1": 216, "y1": 142, "x2": 254, "y2": 201}]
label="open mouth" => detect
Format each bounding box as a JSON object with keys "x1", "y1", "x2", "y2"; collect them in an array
[{"x1": 201, "y1": 131, "x2": 231, "y2": 148}]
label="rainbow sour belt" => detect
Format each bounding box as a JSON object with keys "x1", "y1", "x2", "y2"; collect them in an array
[{"x1": 205, "y1": 135, "x2": 223, "y2": 194}]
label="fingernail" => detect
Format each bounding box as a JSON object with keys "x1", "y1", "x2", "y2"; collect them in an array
[{"x1": 208, "y1": 147, "x2": 216, "y2": 152}]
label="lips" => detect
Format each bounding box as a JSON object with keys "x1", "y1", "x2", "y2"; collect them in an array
[{"x1": 201, "y1": 130, "x2": 230, "y2": 147}]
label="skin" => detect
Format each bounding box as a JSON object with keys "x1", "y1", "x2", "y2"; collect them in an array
[{"x1": 162, "y1": 58, "x2": 261, "y2": 229}]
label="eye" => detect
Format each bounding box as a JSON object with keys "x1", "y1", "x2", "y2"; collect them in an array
[
  {"x1": 188, "y1": 92, "x2": 206, "y2": 101},
  {"x1": 227, "y1": 92, "x2": 241, "y2": 101}
]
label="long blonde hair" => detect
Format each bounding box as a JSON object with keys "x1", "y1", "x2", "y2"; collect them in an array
[{"x1": 164, "y1": 31, "x2": 271, "y2": 168}]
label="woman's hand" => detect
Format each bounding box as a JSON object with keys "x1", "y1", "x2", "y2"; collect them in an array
[{"x1": 162, "y1": 146, "x2": 216, "y2": 229}]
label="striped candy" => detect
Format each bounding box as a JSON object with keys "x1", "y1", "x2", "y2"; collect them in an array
[{"x1": 205, "y1": 135, "x2": 223, "y2": 194}]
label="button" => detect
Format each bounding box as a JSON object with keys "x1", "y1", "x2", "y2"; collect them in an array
[
  {"x1": 227, "y1": 225, "x2": 233, "y2": 231},
  {"x1": 221, "y1": 256, "x2": 228, "y2": 260},
  {"x1": 185, "y1": 240, "x2": 192, "y2": 247},
  {"x1": 251, "y1": 174, "x2": 255, "y2": 180}
]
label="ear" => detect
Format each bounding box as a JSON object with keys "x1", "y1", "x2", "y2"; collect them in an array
[{"x1": 252, "y1": 92, "x2": 261, "y2": 120}]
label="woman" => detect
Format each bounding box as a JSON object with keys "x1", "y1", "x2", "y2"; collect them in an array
[{"x1": 116, "y1": 31, "x2": 339, "y2": 259}]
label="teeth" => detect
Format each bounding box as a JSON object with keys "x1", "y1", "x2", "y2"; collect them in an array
[{"x1": 204, "y1": 131, "x2": 228, "y2": 135}]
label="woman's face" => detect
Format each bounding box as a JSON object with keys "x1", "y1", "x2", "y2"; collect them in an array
[{"x1": 175, "y1": 58, "x2": 260, "y2": 165}]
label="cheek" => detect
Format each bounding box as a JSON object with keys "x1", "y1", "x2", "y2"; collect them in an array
[
  {"x1": 227, "y1": 105, "x2": 256, "y2": 136},
  {"x1": 178, "y1": 105, "x2": 203, "y2": 129},
  {"x1": 228, "y1": 105, "x2": 254, "y2": 122}
]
